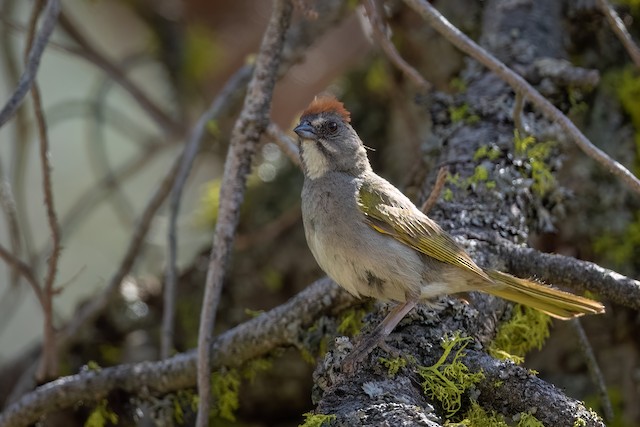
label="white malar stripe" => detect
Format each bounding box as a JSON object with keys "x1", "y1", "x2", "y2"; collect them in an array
[{"x1": 301, "y1": 141, "x2": 330, "y2": 180}]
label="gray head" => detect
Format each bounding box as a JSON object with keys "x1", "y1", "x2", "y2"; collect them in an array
[{"x1": 294, "y1": 96, "x2": 371, "y2": 180}]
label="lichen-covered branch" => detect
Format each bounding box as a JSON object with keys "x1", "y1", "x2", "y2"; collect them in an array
[
  {"x1": 499, "y1": 245, "x2": 640, "y2": 311},
  {"x1": 195, "y1": 2, "x2": 293, "y2": 424},
  {"x1": 0, "y1": 278, "x2": 354, "y2": 427},
  {"x1": 403, "y1": 0, "x2": 640, "y2": 196}
]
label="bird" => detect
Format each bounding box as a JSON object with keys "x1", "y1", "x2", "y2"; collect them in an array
[{"x1": 293, "y1": 95, "x2": 605, "y2": 369}]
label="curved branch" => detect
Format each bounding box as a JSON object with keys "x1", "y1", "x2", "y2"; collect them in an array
[
  {"x1": 163, "y1": 64, "x2": 253, "y2": 359},
  {"x1": 403, "y1": 0, "x2": 640, "y2": 196},
  {"x1": 0, "y1": 0, "x2": 60, "y2": 127},
  {"x1": 0, "y1": 278, "x2": 353, "y2": 427},
  {"x1": 597, "y1": 0, "x2": 640, "y2": 69}
]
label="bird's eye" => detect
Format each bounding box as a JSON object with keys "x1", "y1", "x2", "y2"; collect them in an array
[{"x1": 327, "y1": 121, "x2": 338, "y2": 134}]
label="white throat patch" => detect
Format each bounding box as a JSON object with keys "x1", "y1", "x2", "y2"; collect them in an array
[{"x1": 301, "y1": 140, "x2": 333, "y2": 180}]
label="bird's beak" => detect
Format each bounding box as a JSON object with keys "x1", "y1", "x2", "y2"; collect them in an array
[{"x1": 293, "y1": 122, "x2": 317, "y2": 140}]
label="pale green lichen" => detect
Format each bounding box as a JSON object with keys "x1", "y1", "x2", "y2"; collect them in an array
[
  {"x1": 513, "y1": 130, "x2": 557, "y2": 197},
  {"x1": 447, "y1": 402, "x2": 544, "y2": 427},
  {"x1": 446, "y1": 401, "x2": 507, "y2": 427},
  {"x1": 379, "y1": 356, "x2": 408, "y2": 377},
  {"x1": 299, "y1": 412, "x2": 336, "y2": 427},
  {"x1": 449, "y1": 104, "x2": 480, "y2": 124},
  {"x1": 473, "y1": 145, "x2": 502, "y2": 162},
  {"x1": 84, "y1": 400, "x2": 118, "y2": 427},
  {"x1": 337, "y1": 308, "x2": 366, "y2": 336},
  {"x1": 517, "y1": 412, "x2": 545, "y2": 427},
  {"x1": 417, "y1": 332, "x2": 484, "y2": 417},
  {"x1": 488, "y1": 304, "x2": 551, "y2": 364},
  {"x1": 210, "y1": 369, "x2": 241, "y2": 421}
]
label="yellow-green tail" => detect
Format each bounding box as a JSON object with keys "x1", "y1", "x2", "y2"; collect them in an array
[{"x1": 484, "y1": 270, "x2": 605, "y2": 320}]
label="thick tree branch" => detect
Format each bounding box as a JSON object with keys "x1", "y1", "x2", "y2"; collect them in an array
[
  {"x1": 195, "y1": 1, "x2": 293, "y2": 424},
  {"x1": 498, "y1": 245, "x2": 640, "y2": 311},
  {"x1": 0, "y1": 0, "x2": 60, "y2": 127},
  {"x1": 0, "y1": 278, "x2": 354, "y2": 427},
  {"x1": 403, "y1": 0, "x2": 640, "y2": 196}
]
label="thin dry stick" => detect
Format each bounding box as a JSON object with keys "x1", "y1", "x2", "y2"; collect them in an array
[
  {"x1": 58, "y1": 153, "x2": 183, "y2": 345},
  {"x1": 195, "y1": 1, "x2": 293, "y2": 424},
  {"x1": 0, "y1": 243, "x2": 44, "y2": 307},
  {"x1": 0, "y1": 167, "x2": 24, "y2": 287},
  {"x1": 23, "y1": 0, "x2": 62, "y2": 381},
  {"x1": 597, "y1": 0, "x2": 640, "y2": 69},
  {"x1": 403, "y1": 0, "x2": 640, "y2": 196},
  {"x1": 0, "y1": 0, "x2": 60, "y2": 127},
  {"x1": 0, "y1": 277, "x2": 352, "y2": 427},
  {"x1": 163, "y1": 64, "x2": 253, "y2": 360},
  {"x1": 363, "y1": 0, "x2": 431, "y2": 90},
  {"x1": 570, "y1": 319, "x2": 614, "y2": 422},
  {"x1": 420, "y1": 165, "x2": 449, "y2": 214},
  {"x1": 512, "y1": 91, "x2": 525, "y2": 134}
]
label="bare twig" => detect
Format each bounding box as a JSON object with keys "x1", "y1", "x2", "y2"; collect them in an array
[
  {"x1": 22, "y1": 0, "x2": 62, "y2": 381},
  {"x1": 597, "y1": 0, "x2": 640, "y2": 69},
  {"x1": 0, "y1": 168, "x2": 24, "y2": 287},
  {"x1": 57, "y1": 10, "x2": 183, "y2": 135},
  {"x1": 0, "y1": 277, "x2": 352, "y2": 427},
  {"x1": 0, "y1": 243, "x2": 44, "y2": 308},
  {"x1": 498, "y1": 244, "x2": 640, "y2": 310},
  {"x1": 512, "y1": 91, "x2": 525, "y2": 134},
  {"x1": 570, "y1": 319, "x2": 614, "y2": 422},
  {"x1": 195, "y1": 2, "x2": 293, "y2": 424},
  {"x1": 57, "y1": 152, "x2": 183, "y2": 346},
  {"x1": 420, "y1": 165, "x2": 448, "y2": 214},
  {"x1": 363, "y1": 0, "x2": 431, "y2": 90},
  {"x1": 0, "y1": 0, "x2": 60, "y2": 127},
  {"x1": 163, "y1": 65, "x2": 253, "y2": 359},
  {"x1": 403, "y1": 0, "x2": 640, "y2": 196},
  {"x1": 265, "y1": 122, "x2": 301, "y2": 167}
]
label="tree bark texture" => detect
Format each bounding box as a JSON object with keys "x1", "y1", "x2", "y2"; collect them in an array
[{"x1": 310, "y1": 0, "x2": 606, "y2": 426}]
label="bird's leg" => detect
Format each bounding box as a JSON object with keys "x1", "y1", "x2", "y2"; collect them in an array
[{"x1": 342, "y1": 300, "x2": 417, "y2": 374}]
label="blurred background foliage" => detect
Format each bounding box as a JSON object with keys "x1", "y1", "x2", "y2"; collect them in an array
[{"x1": 0, "y1": 0, "x2": 639, "y2": 425}]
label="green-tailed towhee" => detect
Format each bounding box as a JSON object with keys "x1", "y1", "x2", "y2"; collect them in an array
[{"x1": 293, "y1": 95, "x2": 604, "y2": 368}]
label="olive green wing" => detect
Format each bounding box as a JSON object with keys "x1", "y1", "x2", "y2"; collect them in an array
[{"x1": 357, "y1": 181, "x2": 490, "y2": 282}]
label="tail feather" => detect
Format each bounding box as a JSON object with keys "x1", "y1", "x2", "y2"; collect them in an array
[{"x1": 484, "y1": 270, "x2": 605, "y2": 320}]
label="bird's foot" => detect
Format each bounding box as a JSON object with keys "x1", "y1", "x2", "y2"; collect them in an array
[{"x1": 341, "y1": 330, "x2": 384, "y2": 375}]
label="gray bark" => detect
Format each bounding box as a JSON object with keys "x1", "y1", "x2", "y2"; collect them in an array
[{"x1": 310, "y1": 0, "x2": 605, "y2": 425}]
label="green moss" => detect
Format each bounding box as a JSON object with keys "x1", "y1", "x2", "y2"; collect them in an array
[
  {"x1": 443, "y1": 188, "x2": 454, "y2": 202},
  {"x1": 517, "y1": 412, "x2": 544, "y2": 427},
  {"x1": 488, "y1": 304, "x2": 551, "y2": 364},
  {"x1": 300, "y1": 412, "x2": 336, "y2": 427},
  {"x1": 173, "y1": 390, "x2": 199, "y2": 425},
  {"x1": 473, "y1": 145, "x2": 502, "y2": 162},
  {"x1": 573, "y1": 418, "x2": 587, "y2": 427},
  {"x1": 210, "y1": 369, "x2": 241, "y2": 421},
  {"x1": 379, "y1": 356, "x2": 408, "y2": 377},
  {"x1": 85, "y1": 400, "x2": 118, "y2": 427},
  {"x1": 513, "y1": 130, "x2": 557, "y2": 197},
  {"x1": 85, "y1": 361, "x2": 101, "y2": 371},
  {"x1": 337, "y1": 308, "x2": 366, "y2": 336},
  {"x1": 450, "y1": 77, "x2": 467, "y2": 93},
  {"x1": 417, "y1": 332, "x2": 484, "y2": 417},
  {"x1": 449, "y1": 104, "x2": 480, "y2": 124},
  {"x1": 447, "y1": 401, "x2": 507, "y2": 427}
]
